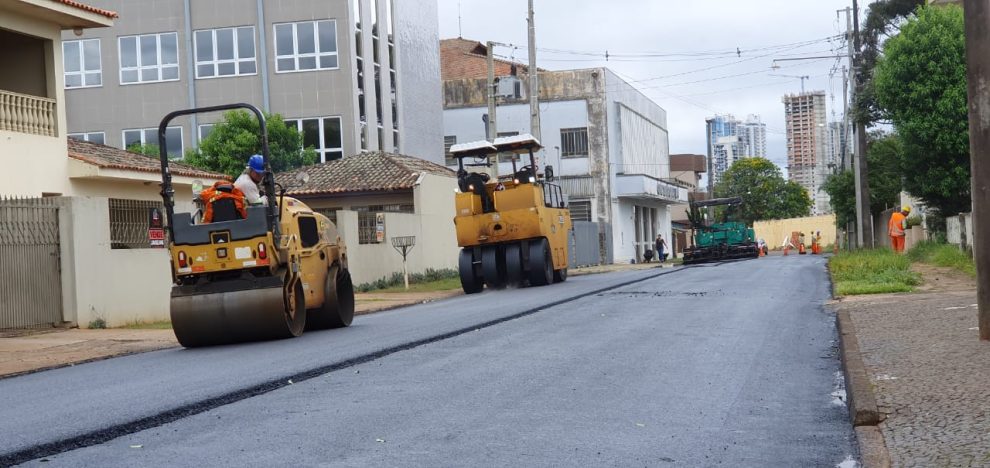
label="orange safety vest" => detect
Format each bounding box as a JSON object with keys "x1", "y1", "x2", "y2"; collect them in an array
[
  {"x1": 888, "y1": 212, "x2": 906, "y2": 237},
  {"x1": 201, "y1": 182, "x2": 247, "y2": 223}
]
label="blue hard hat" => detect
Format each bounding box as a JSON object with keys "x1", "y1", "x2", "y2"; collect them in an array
[{"x1": 247, "y1": 154, "x2": 265, "y2": 173}]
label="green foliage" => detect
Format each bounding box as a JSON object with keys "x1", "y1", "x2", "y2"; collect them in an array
[
  {"x1": 126, "y1": 143, "x2": 160, "y2": 158},
  {"x1": 88, "y1": 317, "x2": 107, "y2": 329},
  {"x1": 855, "y1": 0, "x2": 927, "y2": 125},
  {"x1": 184, "y1": 110, "x2": 318, "y2": 177},
  {"x1": 355, "y1": 268, "x2": 460, "y2": 293},
  {"x1": 873, "y1": 5, "x2": 971, "y2": 217},
  {"x1": 829, "y1": 248, "x2": 921, "y2": 296},
  {"x1": 825, "y1": 132, "x2": 910, "y2": 228},
  {"x1": 713, "y1": 157, "x2": 811, "y2": 225},
  {"x1": 905, "y1": 215, "x2": 923, "y2": 228},
  {"x1": 906, "y1": 241, "x2": 976, "y2": 277}
]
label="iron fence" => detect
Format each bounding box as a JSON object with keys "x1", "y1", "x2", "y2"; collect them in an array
[
  {"x1": 109, "y1": 198, "x2": 165, "y2": 249},
  {"x1": 0, "y1": 196, "x2": 62, "y2": 329}
]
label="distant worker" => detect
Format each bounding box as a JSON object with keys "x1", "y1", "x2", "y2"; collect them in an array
[
  {"x1": 889, "y1": 206, "x2": 911, "y2": 253},
  {"x1": 235, "y1": 154, "x2": 266, "y2": 205},
  {"x1": 655, "y1": 234, "x2": 669, "y2": 264}
]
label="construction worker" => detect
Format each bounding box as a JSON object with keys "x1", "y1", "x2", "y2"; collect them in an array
[
  {"x1": 889, "y1": 206, "x2": 910, "y2": 253},
  {"x1": 235, "y1": 154, "x2": 266, "y2": 205}
]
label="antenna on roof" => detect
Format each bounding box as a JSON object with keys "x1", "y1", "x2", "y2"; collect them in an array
[{"x1": 458, "y1": 1, "x2": 463, "y2": 38}]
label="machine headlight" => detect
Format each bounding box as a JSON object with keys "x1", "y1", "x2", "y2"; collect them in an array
[
  {"x1": 468, "y1": 184, "x2": 475, "y2": 191},
  {"x1": 528, "y1": 176, "x2": 536, "y2": 183}
]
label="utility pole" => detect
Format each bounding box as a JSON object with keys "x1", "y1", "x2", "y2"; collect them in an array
[
  {"x1": 852, "y1": 0, "x2": 874, "y2": 248},
  {"x1": 527, "y1": 0, "x2": 541, "y2": 143},
  {"x1": 486, "y1": 40, "x2": 499, "y2": 178},
  {"x1": 962, "y1": 0, "x2": 990, "y2": 340}
]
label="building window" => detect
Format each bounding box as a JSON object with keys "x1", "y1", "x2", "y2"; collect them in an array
[
  {"x1": 119, "y1": 32, "x2": 179, "y2": 84},
  {"x1": 560, "y1": 127, "x2": 589, "y2": 157},
  {"x1": 569, "y1": 200, "x2": 592, "y2": 222},
  {"x1": 63, "y1": 39, "x2": 102, "y2": 88},
  {"x1": 68, "y1": 132, "x2": 106, "y2": 145},
  {"x1": 274, "y1": 20, "x2": 338, "y2": 73},
  {"x1": 198, "y1": 124, "x2": 215, "y2": 142},
  {"x1": 123, "y1": 126, "x2": 183, "y2": 158},
  {"x1": 109, "y1": 198, "x2": 166, "y2": 249},
  {"x1": 444, "y1": 136, "x2": 457, "y2": 166},
  {"x1": 194, "y1": 27, "x2": 256, "y2": 79},
  {"x1": 285, "y1": 116, "x2": 343, "y2": 162}
]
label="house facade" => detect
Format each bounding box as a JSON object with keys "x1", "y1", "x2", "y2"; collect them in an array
[
  {"x1": 441, "y1": 39, "x2": 686, "y2": 263},
  {"x1": 60, "y1": 0, "x2": 443, "y2": 164}
]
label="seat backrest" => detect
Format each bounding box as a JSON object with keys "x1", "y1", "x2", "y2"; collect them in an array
[{"x1": 210, "y1": 198, "x2": 242, "y2": 222}]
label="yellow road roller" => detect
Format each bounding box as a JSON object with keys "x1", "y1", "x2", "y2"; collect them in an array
[
  {"x1": 450, "y1": 134, "x2": 572, "y2": 293},
  {"x1": 157, "y1": 103, "x2": 354, "y2": 347}
]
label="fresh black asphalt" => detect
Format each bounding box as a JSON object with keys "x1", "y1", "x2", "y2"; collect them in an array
[{"x1": 4, "y1": 256, "x2": 857, "y2": 467}]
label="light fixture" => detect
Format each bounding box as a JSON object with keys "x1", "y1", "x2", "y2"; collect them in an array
[{"x1": 73, "y1": 27, "x2": 84, "y2": 36}]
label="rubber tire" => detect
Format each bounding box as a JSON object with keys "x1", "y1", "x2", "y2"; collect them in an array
[
  {"x1": 482, "y1": 245, "x2": 505, "y2": 289},
  {"x1": 459, "y1": 249, "x2": 483, "y2": 294},
  {"x1": 528, "y1": 238, "x2": 553, "y2": 286},
  {"x1": 308, "y1": 266, "x2": 354, "y2": 330},
  {"x1": 504, "y1": 243, "x2": 524, "y2": 287},
  {"x1": 553, "y1": 267, "x2": 568, "y2": 283},
  {"x1": 283, "y1": 280, "x2": 307, "y2": 338}
]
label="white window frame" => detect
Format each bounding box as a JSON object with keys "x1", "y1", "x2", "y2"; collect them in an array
[
  {"x1": 193, "y1": 26, "x2": 257, "y2": 79},
  {"x1": 284, "y1": 116, "x2": 344, "y2": 163},
  {"x1": 273, "y1": 20, "x2": 339, "y2": 73},
  {"x1": 118, "y1": 32, "x2": 180, "y2": 85},
  {"x1": 198, "y1": 123, "x2": 215, "y2": 142},
  {"x1": 122, "y1": 126, "x2": 183, "y2": 158},
  {"x1": 63, "y1": 39, "x2": 102, "y2": 89},
  {"x1": 68, "y1": 132, "x2": 106, "y2": 144}
]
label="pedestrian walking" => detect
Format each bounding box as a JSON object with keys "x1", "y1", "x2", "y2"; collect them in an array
[
  {"x1": 655, "y1": 234, "x2": 668, "y2": 263},
  {"x1": 889, "y1": 206, "x2": 910, "y2": 253}
]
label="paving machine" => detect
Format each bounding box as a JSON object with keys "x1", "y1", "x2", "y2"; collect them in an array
[
  {"x1": 682, "y1": 197, "x2": 760, "y2": 265},
  {"x1": 158, "y1": 103, "x2": 354, "y2": 347},
  {"x1": 450, "y1": 135, "x2": 571, "y2": 294}
]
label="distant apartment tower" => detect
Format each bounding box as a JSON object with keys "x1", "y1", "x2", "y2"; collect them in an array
[
  {"x1": 826, "y1": 121, "x2": 849, "y2": 171},
  {"x1": 60, "y1": 0, "x2": 443, "y2": 164},
  {"x1": 705, "y1": 113, "x2": 766, "y2": 187},
  {"x1": 782, "y1": 91, "x2": 829, "y2": 214}
]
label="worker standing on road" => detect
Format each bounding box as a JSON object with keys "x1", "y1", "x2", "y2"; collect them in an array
[
  {"x1": 655, "y1": 234, "x2": 668, "y2": 264},
  {"x1": 888, "y1": 206, "x2": 910, "y2": 253},
  {"x1": 234, "y1": 154, "x2": 266, "y2": 205}
]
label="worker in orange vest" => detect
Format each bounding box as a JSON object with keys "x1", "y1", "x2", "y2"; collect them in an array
[{"x1": 888, "y1": 206, "x2": 910, "y2": 253}]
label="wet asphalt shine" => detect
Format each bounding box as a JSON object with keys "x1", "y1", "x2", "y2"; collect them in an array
[{"x1": 2, "y1": 256, "x2": 856, "y2": 467}]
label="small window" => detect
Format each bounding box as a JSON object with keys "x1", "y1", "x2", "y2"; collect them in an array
[
  {"x1": 119, "y1": 32, "x2": 179, "y2": 84},
  {"x1": 274, "y1": 20, "x2": 339, "y2": 73},
  {"x1": 198, "y1": 124, "x2": 215, "y2": 142},
  {"x1": 569, "y1": 200, "x2": 592, "y2": 222},
  {"x1": 560, "y1": 127, "x2": 589, "y2": 158},
  {"x1": 63, "y1": 39, "x2": 102, "y2": 88},
  {"x1": 68, "y1": 132, "x2": 106, "y2": 145},
  {"x1": 444, "y1": 136, "x2": 457, "y2": 166},
  {"x1": 298, "y1": 216, "x2": 320, "y2": 248},
  {"x1": 123, "y1": 127, "x2": 183, "y2": 158},
  {"x1": 194, "y1": 27, "x2": 257, "y2": 79}
]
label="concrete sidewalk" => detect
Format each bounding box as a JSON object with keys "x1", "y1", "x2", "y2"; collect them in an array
[{"x1": 835, "y1": 265, "x2": 988, "y2": 467}]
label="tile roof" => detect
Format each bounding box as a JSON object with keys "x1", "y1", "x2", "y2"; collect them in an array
[
  {"x1": 441, "y1": 38, "x2": 530, "y2": 81},
  {"x1": 67, "y1": 138, "x2": 227, "y2": 180},
  {"x1": 53, "y1": 0, "x2": 118, "y2": 18},
  {"x1": 279, "y1": 152, "x2": 455, "y2": 196}
]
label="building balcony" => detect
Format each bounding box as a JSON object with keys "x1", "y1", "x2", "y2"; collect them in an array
[
  {"x1": 614, "y1": 174, "x2": 688, "y2": 204},
  {"x1": 0, "y1": 89, "x2": 57, "y2": 137}
]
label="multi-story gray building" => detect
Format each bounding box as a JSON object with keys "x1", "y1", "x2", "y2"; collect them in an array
[
  {"x1": 60, "y1": 0, "x2": 443, "y2": 164},
  {"x1": 783, "y1": 91, "x2": 829, "y2": 215},
  {"x1": 704, "y1": 113, "x2": 766, "y2": 187}
]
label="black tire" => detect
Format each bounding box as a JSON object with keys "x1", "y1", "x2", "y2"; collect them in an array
[
  {"x1": 482, "y1": 245, "x2": 506, "y2": 289},
  {"x1": 283, "y1": 280, "x2": 307, "y2": 338},
  {"x1": 458, "y1": 249, "x2": 483, "y2": 294},
  {"x1": 504, "y1": 243, "x2": 524, "y2": 286},
  {"x1": 308, "y1": 266, "x2": 355, "y2": 330},
  {"x1": 553, "y1": 267, "x2": 568, "y2": 283},
  {"x1": 528, "y1": 238, "x2": 553, "y2": 286}
]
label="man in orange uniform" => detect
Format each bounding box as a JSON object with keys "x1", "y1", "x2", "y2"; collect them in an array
[{"x1": 888, "y1": 206, "x2": 911, "y2": 253}]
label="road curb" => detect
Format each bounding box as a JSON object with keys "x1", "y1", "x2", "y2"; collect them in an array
[{"x1": 835, "y1": 306, "x2": 891, "y2": 468}]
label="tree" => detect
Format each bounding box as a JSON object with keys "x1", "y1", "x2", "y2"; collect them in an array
[
  {"x1": 126, "y1": 143, "x2": 159, "y2": 158},
  {"x1": 823, "y1": 132, "x2": 904, "y2": 227},
  {"x1": 184, "y1": 110, "x2": 318, "y2": 177},
  {"x1": 855, "y1": 0, "x2": 926, "y2": 125},
  {"x1": 873, "y1": 5, "x2": 971, "y2": 216},
  {"x1": 713, "y1": 157, "x2": 812, "y2": 225}
]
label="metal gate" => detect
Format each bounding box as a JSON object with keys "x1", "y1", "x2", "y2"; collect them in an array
[
  {"x1": 570, "y1": 221, "x2": 612, "y2": 268},
  {"x1": 0, "y1": 197, "x2": 62, "y2": 329}
]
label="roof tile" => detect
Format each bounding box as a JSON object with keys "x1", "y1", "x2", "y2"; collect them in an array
[
  {"x1": 279, "y1": 152, "x2": 455, "y2": 196},
  {"x1": 53, "y1": 0, "x2": 118, "y2": 19},
  {"x1": 67, "y1": 138, "x2": 227, "y2": 180}
]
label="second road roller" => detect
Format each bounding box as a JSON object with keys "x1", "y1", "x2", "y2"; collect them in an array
[
  {"x1": 157, "y1": 103, "x2": 355, "y2": 347},
  {"x1": 450, "y1": 134, "x2": 572, "y2": 293}
]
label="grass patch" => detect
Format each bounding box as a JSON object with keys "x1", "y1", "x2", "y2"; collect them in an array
[
  {"x1": 356, "y1": 268, "x2": 460, "y2": 293},
  {"x1": 116, "y1": 320, "x2": 173, "y2": 330},
  {"x1": 828, "y1": 248, "x2": 921, "y2": 296},
  {"x1": 906, "y1": 241, "x2": 976, "y2": 277},
  {"x1": 371, "y1": 276, "x2": 462, "y2": 293}
]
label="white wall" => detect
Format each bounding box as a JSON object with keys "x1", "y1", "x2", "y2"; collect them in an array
[
  {"x1": 395, "y1": 0, "x2": 444, "y2": 163},
  {"x1": 58, "y1": 197, "x2": 172, "y2": 327},
  {"x1": 442, "y1": 99, "x2": 592, "y2": 176},
  {"x1": 610, "y1": 199, "x2": 672, "y2": 264}
]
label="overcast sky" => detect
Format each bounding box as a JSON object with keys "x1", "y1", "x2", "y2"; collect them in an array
[{"x1": 436, "y1": 0, "x2": 858, "y2": 173}]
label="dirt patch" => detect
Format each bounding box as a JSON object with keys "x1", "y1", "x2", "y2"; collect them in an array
[{"x1": 910, "y1": 263, "x2": 976, "y2": 293}]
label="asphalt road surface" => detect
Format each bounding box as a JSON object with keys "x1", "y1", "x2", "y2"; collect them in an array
[{"x1": 4, "y1": 256, "x2": 857, "y2": 467}]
